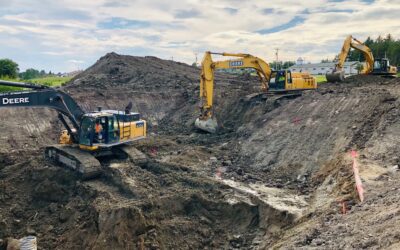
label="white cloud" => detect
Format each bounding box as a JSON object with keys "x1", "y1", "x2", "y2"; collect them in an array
[
  {"x1": 67, "y1": 59, "x2": 85, "y2": 64},
  {"x1": 0, "y1": 0, "x2": 399, "y2": 72}
]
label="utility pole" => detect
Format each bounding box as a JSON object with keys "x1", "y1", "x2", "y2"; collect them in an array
[{"x1": 275, "y1": 48, "x2": 280, "y2": 70}]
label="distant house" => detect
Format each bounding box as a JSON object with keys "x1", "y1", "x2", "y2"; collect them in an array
[
  {"x1": 289, "y1": 61, "x2": 360, "y2": 75},
  {"x1": 57, "y1": 70, "x2": 84, "y2": 77}
]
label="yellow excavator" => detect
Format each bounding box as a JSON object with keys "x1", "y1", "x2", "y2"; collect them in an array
[
  {"x1": 195, "y1": 51, "x2": 317, "y2": 133},
  {"x1": 0, "y1": 80, "x2": 147, "y2": 179},
  {"x1": 326, "y1": 35, "x2": 397, "y2": 82}
]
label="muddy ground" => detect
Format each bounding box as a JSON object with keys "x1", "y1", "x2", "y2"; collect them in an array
[{"x1": 1, "y1": 53, "x2": 400, "y2": 249}]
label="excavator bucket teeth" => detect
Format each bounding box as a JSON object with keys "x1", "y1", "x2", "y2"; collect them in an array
[
  {"x1": 195, "y1": 117, "x2": 218, "y2": 133},
  {"x1": 44, "y1": 145, "x2": 102, "y2": 180},
  {"x1": 326, "y1": 70, "x2": 345, "y2": 83}
]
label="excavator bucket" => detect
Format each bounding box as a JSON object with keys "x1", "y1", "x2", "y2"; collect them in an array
[
  {"x1": 326, "y1": 70, "x2": 345, "y2": 83},
  {"x1": 195, "y1": 117, "x2": 218, "y2": 133}
]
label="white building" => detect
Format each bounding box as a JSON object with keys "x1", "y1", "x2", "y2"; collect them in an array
[{"x1": 289, "y1": 61, "x2": 360, "y2": 75}]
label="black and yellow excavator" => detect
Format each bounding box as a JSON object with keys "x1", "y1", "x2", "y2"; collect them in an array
[
  {"x1": 0, "y1": 80, "x2": 147, "y2": 178},
  {"x1": 326, "y1": 35, "x2": 398, "y2": 82},
  {"x1": 195, "y1": 52, "x2": 317, "y2": 133}
]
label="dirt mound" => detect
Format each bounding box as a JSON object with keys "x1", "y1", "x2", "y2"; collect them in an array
[{"x1": 67, "y1": 52, "x2": 200, "y2": 90}]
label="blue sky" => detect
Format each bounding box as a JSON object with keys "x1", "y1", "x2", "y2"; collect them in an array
[{"x1": 0, "y1": 0, "x2": 399, "y2": 72}]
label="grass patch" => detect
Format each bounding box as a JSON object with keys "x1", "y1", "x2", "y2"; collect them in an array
[
  {"x1": 314, "y1": 75, "x2": 327, "y2": 83},
  {"x1": 0, "y1": 76, "x2": 72, "y2": 92},
  {"x1": 397, "y1": 72, "x2": 400, "y2": 77},
  {"x1": 25, "y1": 76, "x2": 72, "y2": 87},
  {"x1": 0, "y1": 85, "x2": 23, "y2": 92}
]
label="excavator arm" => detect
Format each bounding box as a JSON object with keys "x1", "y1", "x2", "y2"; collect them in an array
[
  {"x1": 0, "y1": 80, "x2": 85, "y2": 142},
  {"x1": 327, "y1": 35, "x2": 374, "y2": 82},
  {"x1": 197, "y1": 51, "x2": 272, "y2": 133}
]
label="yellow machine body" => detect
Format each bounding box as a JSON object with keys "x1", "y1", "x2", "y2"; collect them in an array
[
  {"x1": 291, "y1": 72, "x2": 317, "y2": 89},
  {"x1": 119, "y1": 120, "x2": 147, "y2": 141}
]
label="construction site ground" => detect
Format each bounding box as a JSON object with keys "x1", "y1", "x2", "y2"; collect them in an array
[{"x1": 1, "y1": 53, "x2": 400, "y2": 249}]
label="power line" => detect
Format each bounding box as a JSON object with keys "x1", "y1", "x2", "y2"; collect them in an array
[{"x1": 275, "y1": 48, "x2": 280, "y2": 70}]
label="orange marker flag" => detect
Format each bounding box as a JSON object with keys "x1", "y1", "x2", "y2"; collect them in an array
[{"x1": 350, "y1": 150, "x2": 364, "y2": 202}]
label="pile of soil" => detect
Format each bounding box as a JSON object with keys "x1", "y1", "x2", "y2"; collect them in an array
[{"x1": 1, "y1": 52, "x2": 400, "y2": 249}]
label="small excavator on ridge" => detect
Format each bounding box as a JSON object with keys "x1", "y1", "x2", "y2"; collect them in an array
[{"x1": 326, "y1": 35, "x2": 397, "y2": 82}]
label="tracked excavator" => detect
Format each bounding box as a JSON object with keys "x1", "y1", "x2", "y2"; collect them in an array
[
  {"x1": 195, "y1": 52, "x2": 317, "y2": 133},
  {"x1": 326, "y1": 35, "x2": 397, "y2": 82},
  {"x1": 0, "y1": 80, "x2": 147, "y2": 178}
]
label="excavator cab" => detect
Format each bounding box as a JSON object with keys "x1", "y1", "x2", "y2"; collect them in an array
[
  {"x1": 269, "y1": 70, "x2": 293, "y2": 90},
  {"x1": 372, "y1": 58, "x2": 397, "y2": 75},
  {"x1": 373, "y1": 58, "x2": 387, "y2": 74},
  {"x1": 78, "y1": 114, "x2": 120, "y2": 149}
]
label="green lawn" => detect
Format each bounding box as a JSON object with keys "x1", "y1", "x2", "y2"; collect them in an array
[
  {"x1": 314, "y1": 75, "x2": 327, "y2": 83},
  {"x1": 0, "y1": 76, "x2": 72, "y2": 92},
  {"x1": 23, "y1": 76, "x2": 72, "y2": 87},
  {"x1": 397, "y1": 72, "x2": 400, "y2": 77}
]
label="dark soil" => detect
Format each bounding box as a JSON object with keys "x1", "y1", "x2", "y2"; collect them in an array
[{"x1": 1, "y1": 53, "x2": 400, "y2": 249}]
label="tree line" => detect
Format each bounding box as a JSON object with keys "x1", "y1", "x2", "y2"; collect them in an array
[
  {"x1": 348, "y1": 34, "x2": 400, "y2": 66},
  {"x1": 0, "y1": 58, "x2": 55, "y2": 80}
]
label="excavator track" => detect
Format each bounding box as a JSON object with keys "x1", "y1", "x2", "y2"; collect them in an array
[
  {"x1": 113, "y1": 144, "x2": 148, "y2": 166},
  {"x1": 244, "y1": 91, "x2": 302, "y2": 103},
  {"x1": 45, "y1": 145, "x2": 102, "y2": 179},
  {"x1": 44, "y1": 144, "x2": 148, "y2": 180}
]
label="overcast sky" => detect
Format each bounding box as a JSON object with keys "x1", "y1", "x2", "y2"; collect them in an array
[{"x1": 0, "y1": 0, "x2": 399, "y2": 72}]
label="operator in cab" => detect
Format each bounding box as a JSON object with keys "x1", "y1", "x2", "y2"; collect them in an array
[{"x1": 95, "y1": 120, "x2": 104, "y2": 142}]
